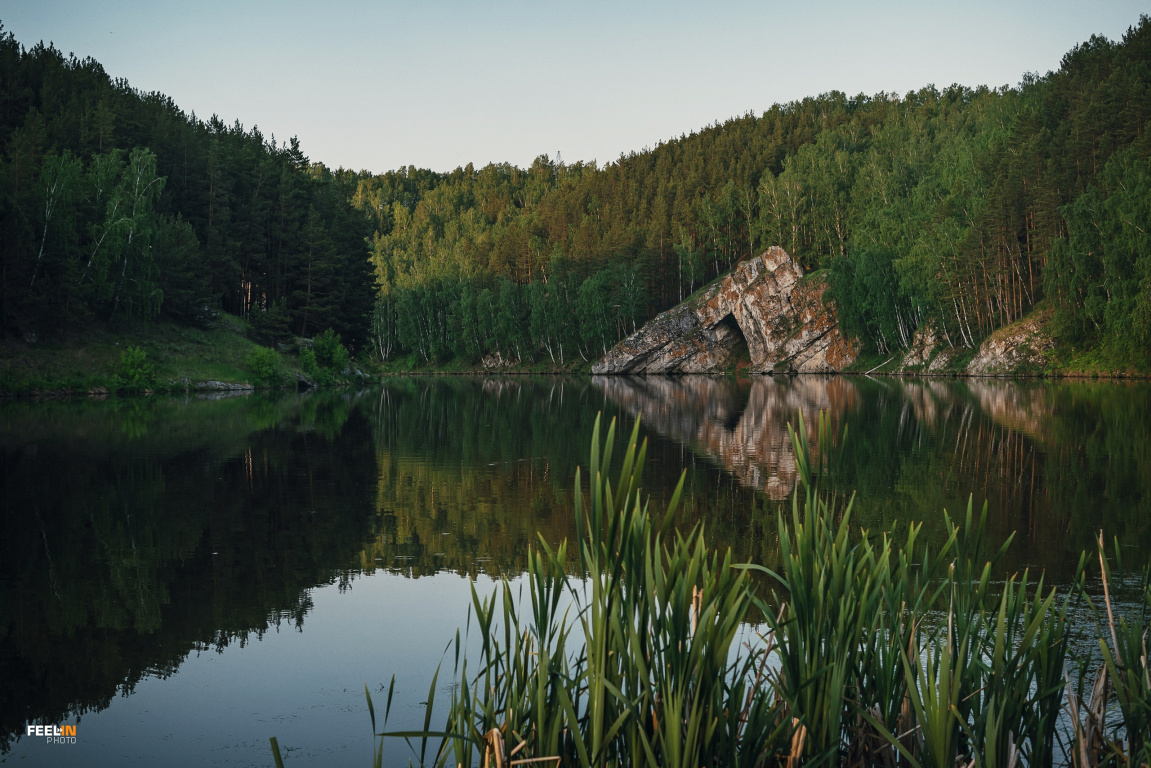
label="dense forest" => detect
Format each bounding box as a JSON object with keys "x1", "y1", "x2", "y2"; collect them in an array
[
  {"x1": 0, "y1": 23, "x2": 375, "y2": 349},
  {"x1": 360, "y1": 16, "x2": 1151, "y2": 366},
  {"x1": 2, "y1": 17, "x2": 1149, "y2": 367}
]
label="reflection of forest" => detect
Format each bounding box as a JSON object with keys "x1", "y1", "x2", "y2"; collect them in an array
[
  {"x1": 0, "y1": 379, "x2": 751, "y2": 753},
  {"x1": 356, "y1": 377, "x2": 764, "y2": 578},
  {"x1": 0, "y1": 393, "x2": 379, "y2": 752},
  {"x1": 1, "y1": 376, "x2": 1148, "y2": 754},
  {"x1": 594, "y1": 375, "x2": 1151, "y2": 579}
]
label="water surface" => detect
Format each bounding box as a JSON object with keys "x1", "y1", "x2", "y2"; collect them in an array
[{"x1": 1, "y1": 375, "x2": 1148, "y2": 766}]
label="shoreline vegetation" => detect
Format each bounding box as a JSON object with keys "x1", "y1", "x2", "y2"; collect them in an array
[
  {"x1": 3, "y1": 309, "x2": 1147, "y2": 399},
  {"x1": 273, "y1": 413, "x2": 1149, "y2": 767},
  {"x1": 0, "y1": 313, "x2": 370, "y2": 396}
]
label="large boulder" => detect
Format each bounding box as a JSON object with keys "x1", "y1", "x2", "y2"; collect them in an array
[
  {"x1": 593, "y1": 247, "x2": 857, "y2": 374},
  {"x1": 966, "y1": 308, "x2": 1054, "y2": 376}
]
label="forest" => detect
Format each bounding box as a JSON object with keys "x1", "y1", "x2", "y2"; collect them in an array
[
  {"x1": 0, "y1": 24, "x2": 375, "y2": 351},
  {"x1": 2, "y1": 17, "x2": 1149, "y2": 368}
]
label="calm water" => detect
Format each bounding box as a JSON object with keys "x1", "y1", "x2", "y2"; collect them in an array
[{"x1": 1, "y1": 375, "x2": 1149, "y2": 766}]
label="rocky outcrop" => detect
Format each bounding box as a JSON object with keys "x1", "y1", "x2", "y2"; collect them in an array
[
  {"x1": 592, "y1": 247, "x2": 857, "y2": 374},
  {"x1": 194, "y1": 380, "x2": 255, "y2": 392},
  {"x1": 898, "y1": 324, "x2": 959, "y2": 373},
  {"x1": 482, "y1": 351, "x2": 520, "y2": 370},
  {"x1": 966, "y1": 309, "x2": 1054, "y2": 376}
]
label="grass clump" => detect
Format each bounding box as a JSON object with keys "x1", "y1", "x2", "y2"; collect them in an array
[{"x1": 272, "y1": 412, "x2": 1151, "y2": 768}]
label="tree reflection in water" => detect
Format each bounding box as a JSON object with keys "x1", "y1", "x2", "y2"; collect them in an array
[{"x1": 1, "y1": 376, "x2": 1148, "y2": 756}]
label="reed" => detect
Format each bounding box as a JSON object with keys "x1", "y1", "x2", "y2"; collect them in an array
[{"x1": 270, "y1": 411, "x2": 1151, "y2": 767}]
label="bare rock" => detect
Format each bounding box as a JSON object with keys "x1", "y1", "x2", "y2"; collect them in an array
[
  {"x1": 593, "y1": 247, "x2": 857, "y2": 374},
  {"x1": 194, "y1": 380, "x2": 255, "y2": 392},
  {"x1": 966, "y1": 309, "x2": 1054, "y2": 376},
  {"x1": 481, "y1": 351, "x2": 520, "y2": 370},
  {"x1": 899, "y1": 324, "x2": 958, "y2": 373}
]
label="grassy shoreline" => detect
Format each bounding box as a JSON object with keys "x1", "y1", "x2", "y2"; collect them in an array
[{"x1": 0, "y1": 313, "x2": 375, "y2": 396}]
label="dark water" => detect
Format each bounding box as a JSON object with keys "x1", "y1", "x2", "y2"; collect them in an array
[{"x1": 1, "y1": 375, "x2": 1148, "y2": 766}]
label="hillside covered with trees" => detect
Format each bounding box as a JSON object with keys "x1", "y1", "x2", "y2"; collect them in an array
[
  {"x1": 359, "y1": 16, "x2": 1151, "y2": 370},
  {"x1": 3, "y1": 17, "x2": 1149, "y2": 372},
  {"x1": 0, "y1": 23, "x2": 375, "y2": 351}
]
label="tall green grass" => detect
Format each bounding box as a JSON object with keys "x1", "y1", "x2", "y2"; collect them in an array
[{"x1": 272, "y1": 411, "x2": 1151, "y2": 767}]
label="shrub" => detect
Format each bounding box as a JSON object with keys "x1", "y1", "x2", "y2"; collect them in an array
[
  {"x1": 245, "y1": 345, "x2": 282, "y2": 386},
  {"x1": 313, "y1": 328, "x2": 350, "y2": 373},
  {"x1": 299, "y1": 347, "x2": 320, "y2": 379},
  {"x1": 113, "y1": 346, "x2": 155, "y2": 393}
]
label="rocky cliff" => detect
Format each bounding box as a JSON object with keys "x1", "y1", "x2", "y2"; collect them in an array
[{"x1": 592, "y1": 247, "x2": 858, "y2": 374}]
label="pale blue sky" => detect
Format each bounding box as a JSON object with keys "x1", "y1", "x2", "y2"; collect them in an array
[{"x1": 2, "y1": 2, "x2": 1146, "y2": 173}]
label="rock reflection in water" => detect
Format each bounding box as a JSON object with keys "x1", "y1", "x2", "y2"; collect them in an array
[
  {"x1": 595, "y1": 374, "x2": 1151, "y2": 582},
  {"x1": 592, "y1": 375, "x2": 858, "y2": 499}
]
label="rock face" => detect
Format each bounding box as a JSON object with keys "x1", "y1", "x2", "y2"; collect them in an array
[
  {"x1": 194, "y1": 380, "x2": 255, "y2": 392},
  {"x1": 481, "y1": 351, "x2": 520, "y2": 370},
  {"x1": 966, "y1": 309, "x2": 1054, "y2": 376},
  {"x1": 898, "y1": 324, "x2": 959, "y2": 373},
  {"x1": 592, "y1": 247, "x2": 857, "y2": 374}
]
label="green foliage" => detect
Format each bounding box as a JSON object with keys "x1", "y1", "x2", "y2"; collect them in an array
[
  {"x1": 154, "y1": 214, "x2": 216, "y2": 327},
  {"x1": 248, "y1": 299, "x2": 292, "y2": 346},
  {"x1": 313, "y1": 328, "x2": 350, "y2": 373},
  {"x1": 0, "y1": 35, "x2": 373, "y2": 346},
  {"x1": 299, "y1": 347, "x2": 320, "y2": 379},
  {"x1": 299, "y1": 328, "x2": 351, "y2": 384},
  {"x1": 244, "y1": 345, "x2": 282, "y2": 386},
  {"x1": 1047, "y1": 146, "x2": 1151, "y2": 365},
  {"x1": 112, "y1": 346, "x2": 155, "y2": 393},
  {"x1": 827, "y1": 248, "x2": 924, "y2": 354}
]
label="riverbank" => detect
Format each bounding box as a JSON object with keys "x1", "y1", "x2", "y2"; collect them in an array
[
  {"x1": 5, "y1": 311, "x2": 1146, "y2": 398},
  {"x1": 0, "y1": 314, "x2": 350, "y2": 396},
  {"x1": 843, "y1": 307, "x2": 1151, "y2": 379}
]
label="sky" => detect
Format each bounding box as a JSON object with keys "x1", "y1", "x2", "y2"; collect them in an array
[{"x1": 2, "y1": 1, "x2": 1147, "y2": 174}]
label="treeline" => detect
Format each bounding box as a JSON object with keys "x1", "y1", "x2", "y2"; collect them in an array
[
  {"x1": 357, "y1": 16, "x2": 1151, "y2": 366},
  {"x1": 0, "y1": 25, "x2": 375, "y2": 348},
  {"x1": 371, "y1": 259, "x2": 647, "y2": 365},
  {"x1": 5, "y1": 18, "x2": 1148, "y2": 367}
]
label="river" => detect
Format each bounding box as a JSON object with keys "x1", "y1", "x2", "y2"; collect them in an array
[{"x1": 1, "y1": 375, "x2": 1148, "y2": 766}]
